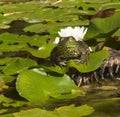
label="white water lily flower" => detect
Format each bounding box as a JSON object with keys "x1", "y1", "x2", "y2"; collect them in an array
[
  {"x1": 53, "y1": 26, "x2": 92, "y2": 51},
  {"x1": 53, "y1": 37, "x2": 60, "y2": 44},
  {"x1": 54, "y1": 26, "x2": 88, "y2": 44},
  {"x1": 58, "y1": 26, "x2": 88, "y2": 41}
]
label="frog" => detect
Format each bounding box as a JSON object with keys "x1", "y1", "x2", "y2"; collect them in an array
[{"x1": 50, "y1": 36, "x2": 90, "y2": 66}]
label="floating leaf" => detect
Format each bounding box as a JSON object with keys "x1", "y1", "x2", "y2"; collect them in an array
[
  {"x1": 43, "y1": 65, "x2": 68, "y2": 74},
  {"x1": 14, "y1": 104, "x2": 94, "y2": 117},
  {"x1": 0, "y1": 74, "x2": 15, "y2": 82},
  {"x1": 0, "y1": 95, "x2": 12, "y2": 104},
  {"x1": 76, "y1": 1, "x2": 100, "y2": 13},
  {"x1": 16, "y1": 69, "x2": 84, "y2": 103},
  {"x1": 85, "y1": 12, "x2": 120, "y2": 39},
  {"x1": 3, "y1": 58, "x2": 37, "y2": 75},
  {"x1": 25, "y1": 44, "x2": 56, "y2": 58},
  {"x1": 102, "y1": 2, "x2": 120, "y2": 10},
  {"x1": 0, "y1": 109, "x2": 7, "y2": 115},
  {"x1": 0, "y1": 57, "x2": 17, "y2": 65},
  {"x1": 0, "y1": 113, "x2": 13, "y2": 117},
  {"x1": 0, "y1": 33, "x2": 48, "y2": 51},
  {"x1": 68, "y1": 50, "x2": 109, "y2": 73},
  {"x1": 112, "y1": 28, "x2": 120, "y2": 37},
  {"x1": 54, "y1": 104, "x2": 94, "y2": 117}
]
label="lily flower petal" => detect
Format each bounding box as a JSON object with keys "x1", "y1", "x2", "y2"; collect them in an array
[
  {"x1": 53, "y1": 37, "x2": 60, "y2": 44},
  {"x1": 57, "y1": 26, "x2": 87, "y2": 41}
]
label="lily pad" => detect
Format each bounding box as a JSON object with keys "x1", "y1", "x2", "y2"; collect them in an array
[
  {"x1": 43, "y1": 65, "x2": 68, "y2": 74},
  {"x1": 85, "y1": 12, "x2": 120, "y2": 39},
  {"x1": 68, "y1": 50, "x2": 109, "y2": 73},
  {"x1": 3, "y1": 58, "x2": 37, "y2": 75},
  {"x1": 25, "y1": 44, "x2": 56, "y2": 58},
  {"x1": 14, "y1": 104, "x2": 94, "y2": 117},
  {"x1": 16, "y1": 68, "x2": 84, "y2": 103}
]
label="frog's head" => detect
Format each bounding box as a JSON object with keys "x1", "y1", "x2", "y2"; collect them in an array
[
  {"x1": 59, "y1": 36, "x2": 77, "y2": 47},
  {"x1": 50, "y1": 26, "x2": 90, "y2": 66}
]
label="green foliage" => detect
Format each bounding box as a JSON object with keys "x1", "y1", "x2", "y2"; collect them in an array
[
  {"x1": 0, "y1": 33, "x2": 48, "y2": 51},
  {"x1": 14, "y1": 104, "x2": 94, "y2": 117},
  {"x1": 68, "y1": 50, "x2": 109, "y2": 73},
  {"x1": 85, "y1": 12, "x2": 120, "y2": 39},
  {"x1": 43, "y1": 65, "x2": 67, "y2": 74},
  {"x1": 3, "y1": 58, "x2": 37, "y2": 75},
  {"x1": 16, "y1": 69, "x2": 84, "y2": 103},
  {"x1": 0, "y1": 0, "x2": 119, "y2": 116},
  {"x1": 25, "y1": 44, "x2": 56, "y2": 58}
]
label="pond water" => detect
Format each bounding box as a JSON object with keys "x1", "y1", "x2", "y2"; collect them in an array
[
  {"x1": 79, "y1": 79, "x2": 120, "y2": 116},
  {"x1": 0, "y1": 0, "x2": 120, "y2": 116}
]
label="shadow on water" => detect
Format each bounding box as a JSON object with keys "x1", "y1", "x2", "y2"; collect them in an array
[
  {"x1": 0, "y1": 0, "x2": 41, "y2": 5},
  {"x1": 0, "y1": 20, "x2": 50, "y2": 36},
  {"x1": 33, "y1": 79, "x2": 120, "y2": 116},
  {"x1": 79, "y1": 79, "x2": 120, "y2": 116},
  {"x1": 0, "y1": 20, "x2": 35, "y2": 36}
]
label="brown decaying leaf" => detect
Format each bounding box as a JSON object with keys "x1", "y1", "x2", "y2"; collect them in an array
[{"x1": 91, "y1": 8, "x2": 115, "y2": 19}]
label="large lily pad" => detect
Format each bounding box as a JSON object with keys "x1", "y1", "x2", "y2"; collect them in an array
[
  {"x1": 68, "y1": 50, "x2": 109, "y2": 73},
  {"x1": 0, "y1": 33, "x2": 48, "y2": 51},
  {"x1": 14, "y1": 104, "x2": 94, "y2": 117},
  {"x1": 85, "y1": 12, "x2": 120, "y2": 39},
  {"x1": 25, "y1": 44, "x2": 56, "y2": 58},
  {"x1": 43, "y1": 65, "x2": 68, "y2": 74},
  {"x1": 16, "y1": 69, "x2": 84, "y2": 103},
  {"x1": 3, "y1": 58, "x2": 37, "y2": 75}
]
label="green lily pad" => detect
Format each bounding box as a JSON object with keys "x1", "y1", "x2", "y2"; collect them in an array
[
  {"x1": 16, "y1": 68, "x2": 84, "y2": 103},
  {"x1": 25, "y1": 44, "x2": 56, "y2": 58},
  {"x1": 43, "y1": 65, "x2": 68, "y2": 74},
  {"x1": 0, "y1": 33, "x2": 50, "y2": 55},
  {"x1": 14, "y1": 104, "x2": 94, "y2": 117},
  {"x1": 0, "y1": 113, "x2": 13, "y2": 117},
  {"x1": 85, "y1": 12, "x2": 120, "y2": 39},
  {"x1": 0, "y1": 95, "x2": 12, "y2": 104},
  {"x1": 3, "y1": 58, "x2": 37, "y2": 75},
  {"x1": 0, "y1": 57, "x2": 17, "y2": 65},
  {"x1": 0, "y1": 74, "x2": 15, "y2": 82},
  {"x1": 102, "y1": 2, "x2": 120, "y2": 10},
  {"x1": 112, "y1": 28, "x2": 120, "y2": 37},
  {"x1": 68, "y1": 50, "x2": 109, "y2": 73}
]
